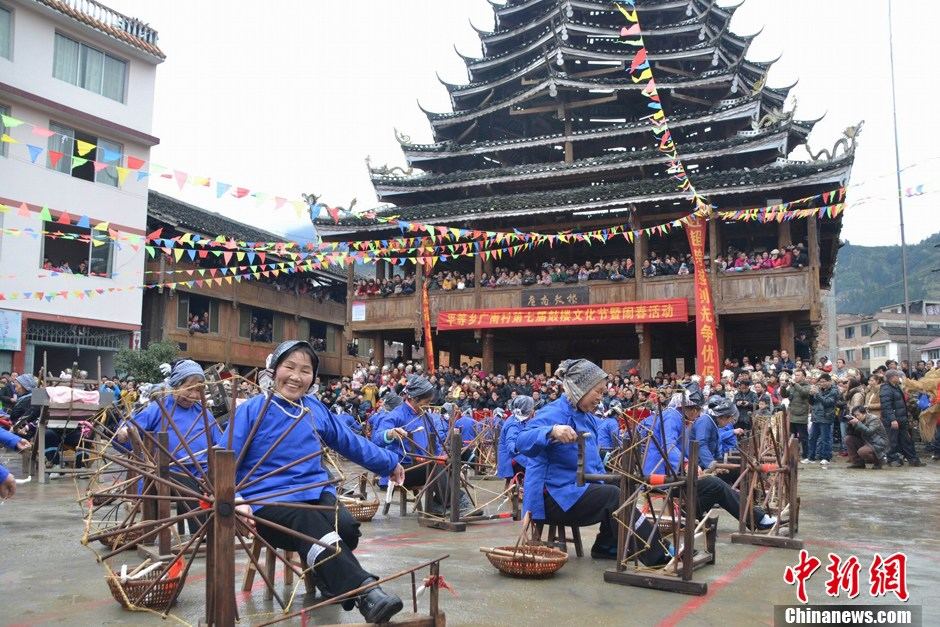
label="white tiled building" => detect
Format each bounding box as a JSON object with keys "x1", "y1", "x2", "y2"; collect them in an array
[
  {"x1": 837, "y1": 300, "x2": 940, "y2": 372},
  {"x1": 0, "y1": 0, "x2": 163, "y2": 375}
]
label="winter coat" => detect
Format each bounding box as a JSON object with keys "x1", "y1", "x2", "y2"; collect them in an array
[
  {"x1": 782, "y1": 382, "x2": 812, "y2": 424},
  {"x1": 810, "y1": 385, "x2": 839, "y2": 424},
  {"x1": 879, "y1": 382, "x2": 909, "y2": 423},
  {"x1": 848, "y1": 413, "x2": 889, "y2": 459}
]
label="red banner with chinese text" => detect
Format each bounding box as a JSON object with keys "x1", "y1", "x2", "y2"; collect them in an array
[
  {"x1": 437, "y1": 299, "x2": 688, "y2": 331},
  {"x1": 421, "y1": 266, "x2": 436, "y2": 373},
  {"x1": 686, "y1": 216, "x2": 720, "y2": 378}
]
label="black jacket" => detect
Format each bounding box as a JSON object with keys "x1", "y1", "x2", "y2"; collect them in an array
[{"x1": 879, "y1": 382, "x2": 908, "y2": 423}]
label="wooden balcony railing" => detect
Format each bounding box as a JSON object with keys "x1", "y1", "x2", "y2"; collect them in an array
[{"x1": 348, "y1": 268, "x2": 815, "y2": 331}]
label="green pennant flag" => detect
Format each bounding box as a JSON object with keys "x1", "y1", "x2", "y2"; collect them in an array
[
  {"x1": 38, "y1": 206, "x2": 52, "y2": 221},
  {"x1": 71, "y1": 156, "x2": 88, "y2": 170},
  {"x1": 146, "y1": 246, "x2": 156, "y2": 258}
]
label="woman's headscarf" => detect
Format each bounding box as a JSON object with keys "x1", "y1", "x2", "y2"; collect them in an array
[
  {"x1": 403, "y1": 374, "x2": 434, "y2": 399},
  {"x1": 509, "y1": 395, "x2": 535, "y2": 419},
  {"x1": 555, "y1": 359, "x2": 607, "y2": 406},
  {"x1": 168, "y1": 360, "x2": 205, "y2": 388},
  {"x1": 15, "y1": 373, "x2": 36, "y2": 393}
]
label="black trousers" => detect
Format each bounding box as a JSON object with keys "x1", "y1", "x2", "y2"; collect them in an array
[
  {"x1": 44, "y1": 428, "x2": 83, "y2": 466},
  {"x1": 172, "y1": 473, "x2": 209, "y2": 536},
  {"x1": 790, "y1": 423, "x2": 808, "y2": 457},
  {"x1": 698, "y1": 475, "x2": 767, "y2": 526},
  {"x1": 254, "y1": 492, "x2": 369, "y2": 595},
  {"x1": 543, "y1": 483, "x2": 668, "y2": 567},
  {"x1": 403, "y1": 463, "x2": 451, "y2": 506},
  {"x1": 884, "y1": 418, "x2": 919, "y2": 462}
]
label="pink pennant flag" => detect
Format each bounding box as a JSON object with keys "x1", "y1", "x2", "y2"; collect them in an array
[
  {"x1": 173, "y1": 170, "x2": 188, "y2": 190},
  {"x1": 620, "y1": 23, "x2": 641, "y2": 38},
  {"x1": 30, "y1": 127, "x2": 56, "y2": 138},
  {"x1": 630, "y1": 47, "x2": 648, "y2": 73},
  {"x1": 92, "y1": 161, "x2": 108, "y2": 172}
]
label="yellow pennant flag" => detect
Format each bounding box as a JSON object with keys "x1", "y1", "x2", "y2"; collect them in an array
[
  {"x1": 1, "y1": 134, "x2": 18, "y2": 144},
  {"x1": 173, "y1": 248, "x2": 184, "y2": 262},
  {"x1": 76, "y1": 139, "x2": 96, "y2": 156}
]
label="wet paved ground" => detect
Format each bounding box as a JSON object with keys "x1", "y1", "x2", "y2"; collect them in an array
[{"x1": 1, "y1": 449, "x2": 938, "y2": 626}]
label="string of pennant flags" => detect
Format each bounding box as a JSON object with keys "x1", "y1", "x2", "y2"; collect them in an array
[
  {"x1": 0, "y1": 113, "x2": 365, "y2": 223},
  {"x1": 1, "y1": 187, "x2": 848, "y2": 268}
]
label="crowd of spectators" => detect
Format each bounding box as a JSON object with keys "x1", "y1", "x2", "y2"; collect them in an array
[{"x1": 353, "y1": 243, "x2": 810, "y2": 297}]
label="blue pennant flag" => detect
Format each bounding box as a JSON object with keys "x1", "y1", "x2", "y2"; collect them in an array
[{"x1": 26, "y1": 144, "x2": 44, "y2": 163}]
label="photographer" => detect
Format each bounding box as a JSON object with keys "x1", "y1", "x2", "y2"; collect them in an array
[
  {"x1": 733, "y1": 379, "x2": 756, "y2": 430},
  {"x1": 807, "y1": 373, "x2": 838, "y2": 466},
  {"x1": 781, "y1": 369, "x2": 812, "y2": 457},
  {"x1": 879, "y1": 369, "x2": 923, "y2": 467},
  {"x1": 844, "y1": 405, "x2": 888, "y2": 469}
]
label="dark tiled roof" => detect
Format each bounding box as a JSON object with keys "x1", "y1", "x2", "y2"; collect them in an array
[
  {"x1": 326, "y1": 156, "x2": 853, "y2": 227},
  {"x1": 375, "y1": 127, "x2": 789, "y2": 190},
  {"x1": 147, "y1": 191, "x2": 286, "y2": 243},
  {"x1": 875, "y1": 326, "x2": 940, "y2": 341}
]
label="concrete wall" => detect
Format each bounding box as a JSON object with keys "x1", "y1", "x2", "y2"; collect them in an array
[{"x1": 2, "y1": 0, "x2": 159, "y2": 133}]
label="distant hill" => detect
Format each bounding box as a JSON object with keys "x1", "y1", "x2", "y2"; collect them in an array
[{"x1": 834, "y1": 231, "x2": 940, "y2": 314}]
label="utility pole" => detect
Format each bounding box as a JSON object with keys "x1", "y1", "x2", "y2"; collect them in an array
[{"x1": 887, "y1": 0, "x2": 913, "y2": 366}]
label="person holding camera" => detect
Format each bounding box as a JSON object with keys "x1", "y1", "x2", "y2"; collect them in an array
[
  {"x1": 781, "y1": 369, "x2": 812, "y2": 459},
  {"x1": 844, "y1": 405, "x2": 889, "y2": 469},
  {"x1": 807, "y1": 373, "x2": 839, "y2": 465},
  {"x1": 879, "y1": 369, "x2": 923, "y2": 467}
]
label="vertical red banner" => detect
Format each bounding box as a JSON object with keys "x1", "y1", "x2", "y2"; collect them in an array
[
  {"x1": 421, "y1": 265, "x2": 436, "y2": 373},
  {"x1": 685, "y1": 216, "x2": 720, "y2": 378}
]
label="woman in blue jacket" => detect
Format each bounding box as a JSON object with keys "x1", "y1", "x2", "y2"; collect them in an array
[
  {"x1": 230, "y1": 341, "x2": 406, "y2": 624},
  {"x1": 0, "y1": 426, "x2": 31, "y2": 498},
  {"x1": 497, "y1": 395, "x2": 534, "y2": 486},
  {"x1": 516, "y1": 359, "x2": 669, "y2": 564}
]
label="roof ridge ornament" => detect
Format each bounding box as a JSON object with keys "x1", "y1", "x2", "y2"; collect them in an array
[
  {"x1": 394, "y1": 128, "x2": 413, "y2": 145},
  {"x1": 803, "y1": 121, "x2": 865, "y2": 162}
]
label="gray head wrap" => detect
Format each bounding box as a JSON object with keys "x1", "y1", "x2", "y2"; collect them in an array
[
  {"x1": 403, "y1": 374, "x2": 434, "y2": 399},
  {"x1": 15, "y1": 373, "x2": 36, "y2": 392},
  {"x1": 884, "y1": 369, "x2": 903, "y2": 381},
  {"x1": 168, "y1": 360, "x2": 205, "y2": 388},
  {"x1": 555, "y1": 359, "x2": 607, "y2": 406},
  {"x1": 441, "y1": 402, "x2": 456, "y2": 418},
  {"x1": 268, "y1": 340, "x2": 318, "y2": 374},
  {"x1": 509, "y1": 395, "x2": 535, "y2": 419},
  {"x1": 382, "y1": 392, "x2": 403, "y2": 410}
]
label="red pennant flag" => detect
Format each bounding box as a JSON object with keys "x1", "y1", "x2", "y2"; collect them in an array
[
  {"x1": 18, "y1": 202, "x2": 30, "y2": 217},
  {"x1": 630, "y1": 47, "x2": 648, "y2": 72},
  {"x1": 57, "y1": 211, "x2": 72, "y2": 225},
  {"x1": 327, "y1": 206, "x2": 340, "y2": 224},
  {"x1": 127, "y1": 156, "x2": 145, "y2": 170},
  {"x1": 146, "y1": 227, "x2": 163, "y2": 241},
  {"x1": 233, "y1": 187, "x2": 249, "y2": 198},
  {"x1": 48, "y1": 150, "x2": 64, "y2": 169}
]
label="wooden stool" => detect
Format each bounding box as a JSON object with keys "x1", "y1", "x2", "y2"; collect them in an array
[
  {"x1": 242, "y1": 542, "x2": 316, "y2": 600},
  {"x1": 534, "y1": 522, "x2": 584, "y2": 557}
]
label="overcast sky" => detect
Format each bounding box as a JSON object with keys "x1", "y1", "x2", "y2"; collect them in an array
[{"x1": 105, "y1": 0, "x2": 940, "y2": 246}]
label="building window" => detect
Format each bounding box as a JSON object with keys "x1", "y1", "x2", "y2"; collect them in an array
[
  {"x1": 176, "y1": 294, "x2": 220, "y2": 333},
  {"x1": 238, "y1": 308, "x2": 282, "y2": 343},
  {"x1": 843, "y1": 326, "x2": 855, "y2": 340},
  {"x1": 40, "y1": 220, "x2": 113, "y2": 277},
  {"x1": 47, "y1": 121, "x2": 123, "y2": 186},
  {"x1": 860, "y1": 323, "x2": 872, "y2": 336},
  {"x1": 53, "y1": 33, "x2": 126, "y2": 102},
  {"x1": 871, "y1": 345, "x2": 888, "y2": 359},
  {"x1": 0, "y1": 6, "x2": 11, "y2": 60},
  {"x1": 845, "y1": 349, "x2": 855, "y2": 362},
  {"x1": 299, "y1": 318, "x2": 330, "y2": 353},
  {"x1": 861, "y1": 347, "x2": 870, "y2": 361},
  {"x1": 0, "y1": 102, "x2": 9, "y2": 157}
]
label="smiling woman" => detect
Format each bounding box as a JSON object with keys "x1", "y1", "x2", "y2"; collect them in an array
[{"x1": 226, "y1": 340, "x2": 407, "y2": 623}]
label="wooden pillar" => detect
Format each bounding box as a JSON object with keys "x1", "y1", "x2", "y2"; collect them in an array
[
  {"x1": 483, "y1": 257, "x2": 494, "y2": 277},
  {"x1": 633, "y1": 231, "x2": 646, "y2": 297},
  {"x1": 374, "y1": 332, "x2": 385, "y2": 366},
  {"x1": 482, "y1": 330, "x2": 495, "y2": 374},
  {"x1": 156, "y1": 432, "x2": 171, "y2": 557},
  {"x1": 474, "y1": 255, "x2": 482, "y2": 309},
  {"x1": 708, "y1": 215, "x2": 721, "y2": 317},
  {"x1": 780, "y1": 314, "x2": 795, "y2": 358},
  {"x1": 637, "y1": 324, "x2": 651, "y2": 380},
  {"x1": 777, "y1": 221, "x2": 792, "y2": 249},
  {"x1": 563, "y1": 111, "x2": 574, "y2": 164},
  {"x1": 207, "y1": 449, "x2": 236, "y2": 626},
  {"x1": 807, "y1": 217, "x2": 820, "y2": 268},
  {"x1": 375, "y1": 259, "x2": 387, "y2": 280},
  {"x1": 716, "y1": 322, "x2": 726, "y2": 369}
]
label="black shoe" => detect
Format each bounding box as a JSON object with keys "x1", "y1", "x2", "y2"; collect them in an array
[
  {"x1": 424, "y1": 502, "x2": 446, "y2": 516},
  {"x1": 888, "y1": 460, "x2": 903, "y2": 468},
  {"x1": 459, "y1": 492, "x2": 483, "y2": 517},
  {"x1": 908, "y1": 459, "x2": 924, "y2": 467},
  {"x1": 315, "y1": 580, "x2": 356, "y2": 611},
  {"x1": 590, "y1": 543, "x2": 618, "y2": 560},
  {"x1": 357, "y1": 585, "x2": 403, "y2": 624},
  {"x1": 847, "y1": 461, "x2": 866, "y2": 469},
  {"x1": 932, "y1": 454, "x2": 940, "y2": 461}
]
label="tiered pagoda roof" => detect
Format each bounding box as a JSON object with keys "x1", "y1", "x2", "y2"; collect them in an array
[{"x1": 321, "y1": 0, "x2": 854, "y2": 234}]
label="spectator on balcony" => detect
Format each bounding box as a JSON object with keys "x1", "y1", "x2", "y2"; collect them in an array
[
  {"x1": 538, "y1": 270, "x2": 552, "y2": 286},
  {"x1": 522, "y1": 269, "x2": 538, "y2": 286},
  {"x1": 791, "y1": 243, "x2": 808, "y2": 268},
  {"x1": 677, "y1": 262, "x2": 690, "y2": 276},
  {"x1": 641, "y1": 259, "x2": 656, "y2": 278}
]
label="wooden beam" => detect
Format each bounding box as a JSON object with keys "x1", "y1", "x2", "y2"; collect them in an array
[
  {"x1": 671, "y1": 92, "x2": 713, "y2": 106},
  {"x1": 568, "y1": 63, "x2": 626, "y2": 79},
  {"x1": 510, "y1": 94, "x2": 616, "y2": 116},
  {"x1": 653, "y1": 63, "x2": 697, "y2": 78}
]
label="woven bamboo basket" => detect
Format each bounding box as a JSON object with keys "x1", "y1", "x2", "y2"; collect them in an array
[
  {"x1": 483, "y1": 544, "x2": 568, "y2": 578},
  {"x1": 343, "y1": 499, "x2": 380, "y2": 522},
  {"x1": 106, "y1": 571, "x2": 182, "y2": 609}
]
